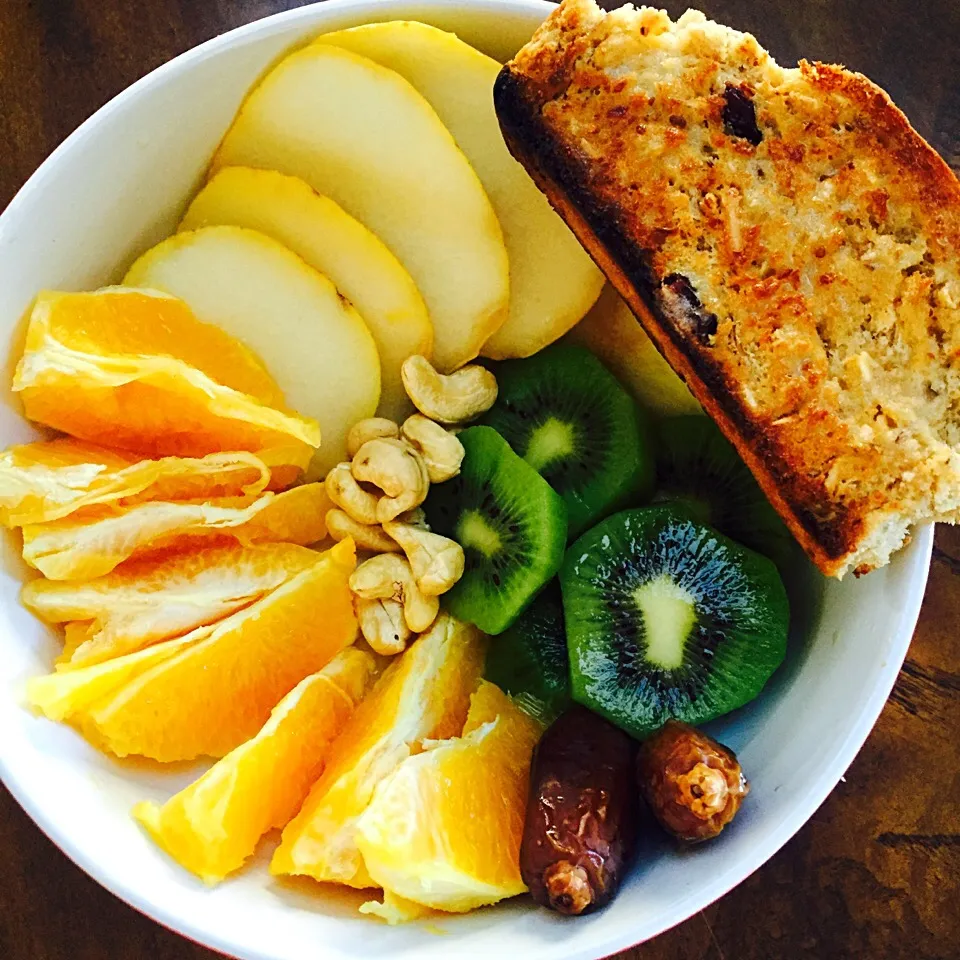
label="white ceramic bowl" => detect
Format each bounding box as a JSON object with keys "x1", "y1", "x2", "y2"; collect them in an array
[{"x1": 0, "y1": 1, "x2": 933, "y2": 957}]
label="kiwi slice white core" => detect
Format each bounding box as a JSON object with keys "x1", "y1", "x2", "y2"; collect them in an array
[
  {"x1": 633, "y1": 574, "x2": 697, "y2": 670},
  {"x1": 525, "y1": 417, "x2": 577, "y2": 472},
  {"x1": 458, "y1": 510, "x2": 503, "y2": 559}
]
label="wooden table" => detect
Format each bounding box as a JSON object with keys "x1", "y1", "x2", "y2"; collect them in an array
[{"x1": 1, "y1": 1, "x2": 958, "y2": 957}]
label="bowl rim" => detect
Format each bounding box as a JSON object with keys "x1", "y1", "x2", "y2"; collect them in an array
[{"x1": 0, "y1": 0, "x2": 935, "y2": 956}]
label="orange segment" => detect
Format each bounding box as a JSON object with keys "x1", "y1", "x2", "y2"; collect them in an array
[
  {"x1": 61, "y1": 621, "x2": 96, "y2": 663},
  {"x1": 20, "y1": 483, "x2": 331, "y2": 580},
  {"x1": 358, "y1": 891, "x2": 436, "y2": 924},
  {"x1": 30, "y1": 287, "x2": 281, "y2": 403},
  {"x1": 226, "y1": 484, "x2": 330, "y2": 545},
  {"x1": 0, "y1": 438, "x2": 282, "y2": 527},
  {"x1": 22, "y1": 543, "x2": 322, "y2": 668},
  {"x1": 133, "y1": 646, "x2": 378, "y2": 884},
  {"x1": 462, "y1": 677, "x2": 526, "y2": 733},
  {"x1": 356, "y1": 681, "x2": 542, "y2": 917},
  {"x1": 13, "y1": 288, "x2": 320, "y2": 458},
  {"x1": 255, "y1": 443, "x2": 314, "y2": 491},
  {"x1": 271, "y1": 613, "x2": 485, "y2": 889},
  {"x1": 76, "y1": 539, "x2": 358, "y2": 762},
  {"x1": 27, "y1": 623, "x2": 216, "y2": 722}
]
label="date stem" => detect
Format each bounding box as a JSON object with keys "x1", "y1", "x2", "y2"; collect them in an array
[{"x1": 544, "y1": 861, "x2": 594, "y2": 915}]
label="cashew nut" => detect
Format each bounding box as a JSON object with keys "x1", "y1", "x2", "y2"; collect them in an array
[
  {"x1": 347, "y1": 417, "x2": 400, "y2": 459},
  {"x1": 324, "y1": 462, "x2": 381, "y2": 525},
  {"x1": 355, "y1": 597, "x2": 411, "y2": 656},
  {"x1": 400, "y1": 355, "x2": 498, "y2": 424},
  {"x1": 349, "y1": 553, "x2": 439, "y2": 633},
  {"x1": 403, "y1": 590, "x2": 439, "y2": 633},
  {"x1": 397, "y1": 507, "x2": 429, "y2": 529},
  {"x1": 382, "y1": 521, "x2": 465, "y2": 596},
  {"x1": 351, "y1": 438, "x2": 429, "y2": 524},
  {"x1": 349, "y1": 553, "x2": 409, "y2": 600},
  {"x1": 325, "y1": 509, "x2": 400, "y2": 553},
  {"x1": 401, "y1": 414, "x2": 465, "y2": 482}
]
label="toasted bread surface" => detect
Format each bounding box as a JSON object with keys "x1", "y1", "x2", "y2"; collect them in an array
[{"x1": 495, "y1": 0, "x2": 960, "y2": 577}]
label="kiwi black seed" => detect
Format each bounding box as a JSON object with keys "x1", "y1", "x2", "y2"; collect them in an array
[
  {"x1": 652, "y1": 415, "x2": 798, "y2": 572},
  {"x1": 485, "y1": 582, "x2": 571, "y2": 723},
  {"x1": 560, "y1": 504, "x2": 789, "y2": 739},
  {"x1": 424, "y1": 426, "x2": 567, "y2": 635},
  {"x1": 479, "y1": 344, "x2": 655, "y2": 539}
]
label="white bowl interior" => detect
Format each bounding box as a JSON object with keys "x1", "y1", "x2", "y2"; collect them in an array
[{"x1": 0, "y1": 2, "x2": 932, "y2": 958}]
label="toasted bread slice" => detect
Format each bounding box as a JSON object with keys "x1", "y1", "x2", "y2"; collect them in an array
[{"x1": 494, "y1": 0, "x2": 960, "y2": 578}]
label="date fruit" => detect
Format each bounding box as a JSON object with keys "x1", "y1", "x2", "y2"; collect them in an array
[
  {"x1": 636, "y1": 720, "x2": 748, "y2": 842},
  {"x1": 520, "y1": 706, "x2": 637, "y2": 915}
]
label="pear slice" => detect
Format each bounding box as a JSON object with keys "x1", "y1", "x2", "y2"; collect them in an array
[
  {"x1": 124, "y1": 225, "x2": 380, "y2": 476},
  {"x1": 316, "y1": 21, "x2": 604, "y2": 360},
  {"x1": 212, "y1": 44, "x2": 509, "y2": 372},
  {"x1": 180, "y1": 167, "x2": 431, "y2": 421}
]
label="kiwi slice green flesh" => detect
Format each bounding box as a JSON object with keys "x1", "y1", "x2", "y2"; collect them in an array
[
  {"x1": 479, "y1": 344, "x2": 654, "y2": 539},
  {"x1": 485, "y1": 582, "x2": 571, "y2": 724},
  {"x1": 424, "y1": 426, "x2": 568, "y2": 635},
  {"x1": 560, "y1": 504, "x2": 789, "y2": 739},
  {"x1": 653, "y1": 415, "x2": 797, "y2": 572}
]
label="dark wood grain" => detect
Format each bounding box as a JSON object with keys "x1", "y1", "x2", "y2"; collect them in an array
[{"x1": 1, "y1": 1, "x2": 959, "y2": 958}]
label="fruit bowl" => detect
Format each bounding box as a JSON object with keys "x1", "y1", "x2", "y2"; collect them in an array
[{"x1": 0, "y1": 0, "x2": 933, "y2": 957}]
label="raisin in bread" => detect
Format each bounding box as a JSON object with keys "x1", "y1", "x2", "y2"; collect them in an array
[{"x1": 494, "y1": 0, "x2": 960, "y2": 578}]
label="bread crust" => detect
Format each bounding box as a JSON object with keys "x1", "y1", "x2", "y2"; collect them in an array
[{"x1": 494, "y1": 0, "x2": 960, "y2": 577}]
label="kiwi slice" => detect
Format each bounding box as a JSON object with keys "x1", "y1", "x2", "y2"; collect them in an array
[
  {"x1": 479, "y1": 344, "x2": 654, "y2": 539},
  {"x1": 424, "y1": 426, "x2": 567, "y2": 635},
  {"x1": 653, "y1": 415, "x2": 797, "y2": 571},
  {"x1": 560, "y1": 504, "x2": 788, "y2": 739},
  {"x1": 485, "y1": 582, "x2": 571, "y2": 724}
]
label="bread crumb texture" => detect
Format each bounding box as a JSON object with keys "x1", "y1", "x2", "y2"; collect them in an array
[{"x1": 508, "y1": 0, "x2": 960, "y2": 576}]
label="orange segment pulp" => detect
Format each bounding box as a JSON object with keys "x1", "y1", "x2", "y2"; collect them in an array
[
  {"x1": 271, "y1": 613, "x2": 486, "y2": 889},
  {"x1": 73, "y1": 539, "x2": 358, "y2": 761},
  {"x1": 27, "y1": 623, "x2": 216, "y2": 723},
  {"x1": 133, "y1": 646, "x2": 377, "y2": 884},
  {"x1": 61, "y1": 621, "x2": 96, "y2": 663},
  {"x1": 0, "y1": 438, "x2": 284, "y2": 527},
  {"x1": 358, "y1": 891, "x2": 435, "y2": 925},
  {"x1": 462, "y1": 676, "x2": 529, "y2": 733},
  {"x1": 20, "y1": 482, "x2": 331, "y2": 580},
  {"x1": 29, "y1": 287, "x2": 281, "y2": 402},
  {"x1": 13, "y1": 288, "x2": 320, "y2": 458},
  {"x1": 356, "y1": 681, "x2": 542, "y2": 918},
  {"x1": 254, "y1": 442, "x2": 314, "y2": 490},
  {"x1": 22, "y1": 543, "x2": 323, "y2": 668}
]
